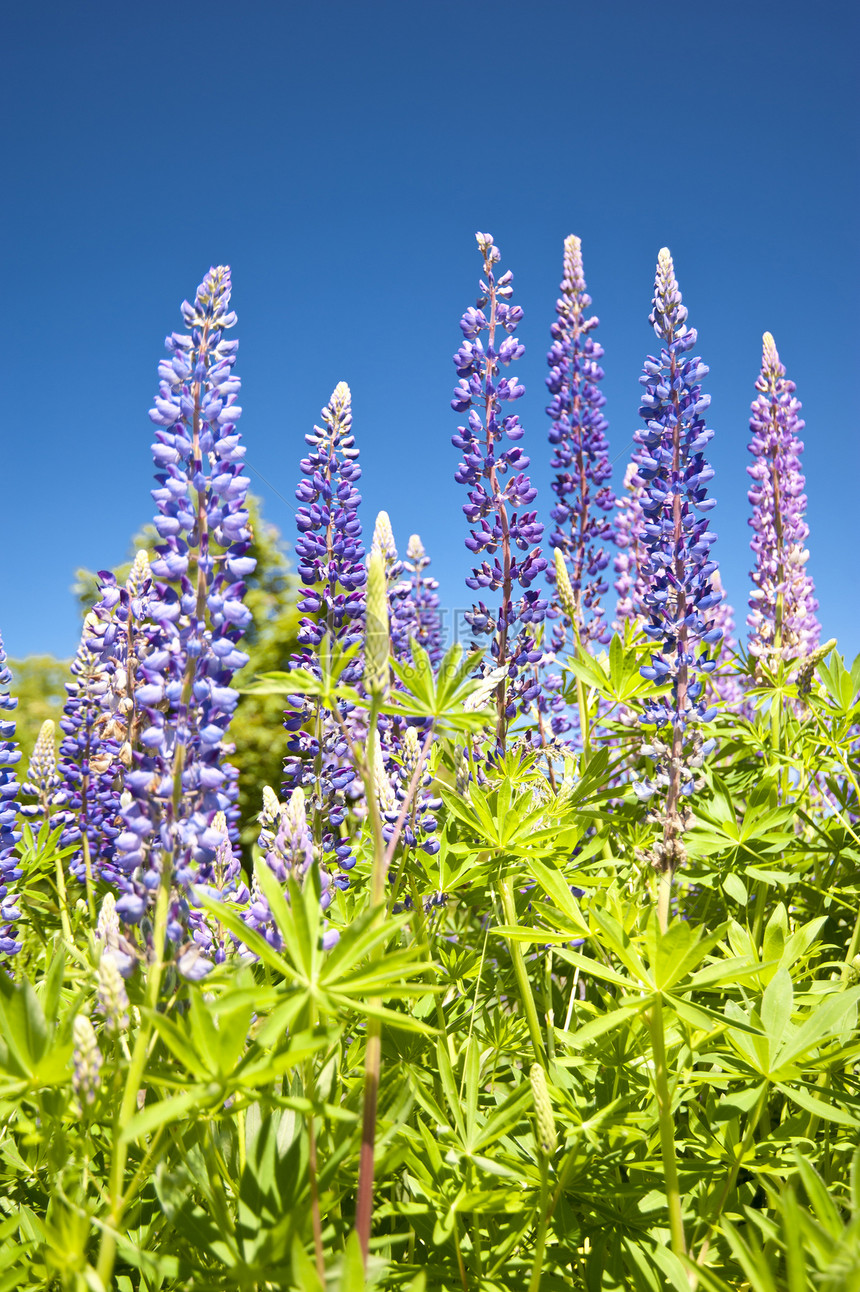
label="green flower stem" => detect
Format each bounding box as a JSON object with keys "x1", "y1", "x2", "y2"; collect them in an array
[
  {"x1": 575, "y1": 675, "x2": 591, "y2": 766},
  {"x1": 527, "y1": 1158, "x2": 550, "y2": 1292},
  {"x1": 690, "y1": 1084, "x2": 767, "y2": 1274},
  {"x1": 54, "y1": 849, "x2": 73, "y2": 946},
  {"x1": 497, "y1": 875, "x2": 546, "y2": 1065},
  {"x1": 354, "y1": 696, "x2": 386, "y2": 1264},
  {"x1": 95, "y1": 849, "x2": 173, "y2": 1289},
  {"x1": 646, "y1": 992, "x2": 686, "y2": 1259}
]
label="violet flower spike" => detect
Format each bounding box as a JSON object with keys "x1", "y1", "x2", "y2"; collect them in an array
[
  {"x1": 114, "y1": 267, "x2": 254, "y2": 962},
  {"x1": 613, "y1": 457, "x2": 650, "y2": 628},
  {"x1": 747, "y1": 332, "x2": 820, "y2": 666},
  {"x1": 545, "y1": 235, "x2": 615, "y2": 645},
  {"x1": 632, "y1": 250, "x2": 723, "y2": 909},
  {"x1": 451, "y1": 232, "x2": 547, "y2": 751},
  {"x1": 282, "y1": 382, "x2": 365, "y2": 883},
  {"x1": 0, "y1": 634, "x2": 22, "y2": 958}
]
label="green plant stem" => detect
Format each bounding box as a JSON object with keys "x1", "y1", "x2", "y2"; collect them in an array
[
  {"x1": 575, "y1": 676, "x2": 591, "y2": 766},
  {"x1": 646, "y1": 993, "x2": 686, "y2": 1259},
  {"x1": 95, "y1": 852, "x2": 173, "y2": 1289},
  {"x1": 497, "y1": 875, "x2": 546, "y2": 1065},
  {"x1": 354, "y1": 695, "x2": 386, "y2": 1265},
  {"x1": 54, "y1": 850, "x2": 73, "y2": 945},
  {"x1": 81, "y1": 834, "x2": 97, "y2": 921},
  {"x1": 543, "y1": 950, "x2": 556, "y2": 1062},
  {"x1": 690, "y1": 1084, "x2": 767, "y2": 1276},
  {"x1": 527, "y1": 1159, "x2": 551, "y2": 1292},
  {"x1": 657, "y1": 869, "x2": 673, "y2": 936}
]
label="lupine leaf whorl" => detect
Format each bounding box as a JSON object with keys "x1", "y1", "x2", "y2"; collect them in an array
[
  {"x1": 451, "y1": 232, "x2": 547, "y2": 750},
  {"x1": 546, "y1": 235, "x2": 615, "y2": 645},
  {"x1": 632, "y1": 250, "x2": 722, "y2": 874},
  {"x1": 365, "y1": 547, "x2": 391, "y2": 698},
  {"x1": 747, "y1": 332, "x2": 820, "y2": 666},
  {"x1": 0, "y1": 634, "x2": 22, "y2": 957},
  {"x1": 113, "y1": 267, "x2": 253, "y2": 964}
]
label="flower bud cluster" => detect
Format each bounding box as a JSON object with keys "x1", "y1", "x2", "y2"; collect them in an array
[
  {"x1": 72, "y1": 1014, "x2": 102, "y2": 1109},
  {"x1": 0, "y1": 635, "x2": 22, "y2": 957},
  {"x1": 545, "y1": 236, "x2": 615, "y2": 644},
  {"x1": 747, "y1": 333, "x2": 819, "y2": 664},
  {"x1": 114, "y1": 268, "x2": 253, "y2": 948},
  {"x1": 21, "y1": 719, "x2": 63, "y2": 825},
  {"x1": 96, "y1": 952, "x2": 130, "y2": 1033},
  {"x1": 451, "y1": 234, "x2": 547, "y2": 744}
]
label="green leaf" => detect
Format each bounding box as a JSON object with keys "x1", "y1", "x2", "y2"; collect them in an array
[{"x1": 120, "y1": 1090, "x2": 200, "y2": 1144}]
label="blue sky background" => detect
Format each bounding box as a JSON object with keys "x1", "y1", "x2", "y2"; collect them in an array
[{"x1": 2, "y1": 0, "x2": 858, "y2": 661}]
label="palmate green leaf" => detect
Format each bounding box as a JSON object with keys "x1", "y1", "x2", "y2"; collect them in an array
[
  {"x1": 0, "y1": 977, "x2": 47, "y2": 1078},
  {"x1": 525, "y1": 859, "x2": 589, "y2": 936},
  {"x1": 776, "y1": 1081, "x2": 859, "y2": 1128},
  {"x1": 386, "y1": 641, "x2": 495, "y2": 733},
  {"x1": 119, "y1": 1089, "x2": 201, "y2": 1145},
  {"x1": 555, "y1": 999, "x2": 643, "y2": 1051}
]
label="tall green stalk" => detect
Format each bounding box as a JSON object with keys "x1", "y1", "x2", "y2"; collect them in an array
[{"x1": 646, "y1": 993, "x2": 686, "y2": 1259}]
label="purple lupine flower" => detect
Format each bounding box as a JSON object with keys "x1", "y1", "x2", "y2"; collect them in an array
[
  {"x1": 246, "y1": 787, "x2": 335, "y2": 949},
  {"x1": 705, "y1": 572, "x2": 746, "y2": 712},
  {"x1": 381, "y1": 726, "x2": 441, "y2": 857},
  {"x1": 451, "y1": 233, "x2": 547, "y2": 751},
  {"x1": 613, "y1": 458, "x2": 650, "y2": 628},
  {"x1": 113, "y1": 267, "x2": 254, "y2": 960},
  {"x1": 187, "y1": 808, "x2": 249, "y2": 968},
  {"x1": 631, "y1": 250, "x2": 723, "y2": 878},
  {"x1": 283, "y1": 382, "x2": 365, "y2": 882},
  {"x1": 402, "y1": 535, "x2": 443, "y2": 667},
  {"x1": 0, "y1": 635, "x2": 22, "y2": 958},
  {"x1": 545, "y1": 236, "x2": 615, "y2": 645},
  {"x1": 747, "y1": 332, "x2": 820, "y2": 665},
  {"x1": 292, "y1": 381, "x2": 366, "y2": 663},
  {"x1": 57, "y1": 611, "x2": 125, "y2": 887}
]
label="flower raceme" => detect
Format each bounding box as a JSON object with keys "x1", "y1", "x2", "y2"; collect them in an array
[
  {"x1": 0, "y1": 635, "x2": 22, "y2": 957},
  {"x1": 113, "y1": 267, "x2": 253, "y2": 968},
  {"x1": 451, "y1": 232, "x2": 547, "y2": 751},
  {"x1": 545, "y1": 235, "x2": 615, "y2": 645},
  {"x1": 632, "y1": 249, "x2": 722, "y2": 887},
  {"x1": 747, "y1": 332, "x2": 820, "y2": 665}
]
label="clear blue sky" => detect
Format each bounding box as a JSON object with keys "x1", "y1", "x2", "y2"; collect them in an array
[{"x1": 3, "y1": 0, "x2": 858, "y2": 661}]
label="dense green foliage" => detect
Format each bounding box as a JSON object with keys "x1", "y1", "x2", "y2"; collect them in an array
[{"x1": 1, "y1": 631, "x2": 859, "y2": 1291}]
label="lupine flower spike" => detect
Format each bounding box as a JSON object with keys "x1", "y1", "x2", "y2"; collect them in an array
[
  {"x1": 546, "y1": 235, "x2": 615, "y2": 645},
  {"x1": 115, "y1": 267, "x2": 253, "y2": 968},
  {"x1": 613, "y1": 458, "x2": 650, "y2": 628},
  {"x1": 402, "y1": 535, "x2": 442, "y2": 666},
  {"x1": 747, "y1": 332, "x2": 819, "y2": 668},
  {"x1": 451, "y1": 232, "x2": 547, "y2": 752},
  {"x1": 283, "y1": 382, "x2": 365, "y2": 883},
  {"x1": 632, "y1": 250, "x2": 722, "y2": 924},
  {"x1": 0, "y1": 634, "x2": 22, "y2": 957}
]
